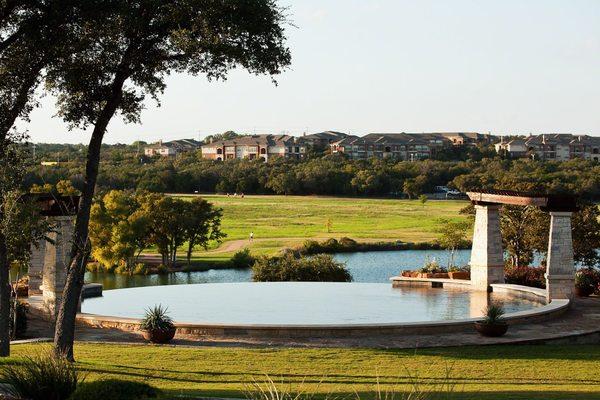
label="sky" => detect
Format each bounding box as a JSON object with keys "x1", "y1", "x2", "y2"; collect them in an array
[{"x1": 19, "y1": 0, "x2": 600, "y2": 144}]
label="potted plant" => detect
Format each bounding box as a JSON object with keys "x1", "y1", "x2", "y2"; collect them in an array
[
  {"x1": 575, "y1": 269, "x2": 599, "y2": 297},
  {"x1": 140, "y1": 305, "x2": 176, "y2": 344},
  {"x1": 448, "y1": 265, "x2": 470, "y2": 280},
  {"x1": 475, "y1": 303, "x2": 508, "y2": 337}
]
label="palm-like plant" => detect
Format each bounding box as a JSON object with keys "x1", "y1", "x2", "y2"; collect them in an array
[
  {"x1": 140, "y1": 305, "x2": 174, "y2": 332},
  {"x1": 482, "y1": 303, "x2": 505, "y2": 325}
]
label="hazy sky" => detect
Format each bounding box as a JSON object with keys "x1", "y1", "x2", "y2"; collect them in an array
[{"x1": 20, "y1": 0, "x2": 600, "y2": 144}]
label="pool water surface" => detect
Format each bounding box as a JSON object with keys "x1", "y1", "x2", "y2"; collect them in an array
[{"x1": 81, "y1": 282, "x2": 543, "y2": 325}]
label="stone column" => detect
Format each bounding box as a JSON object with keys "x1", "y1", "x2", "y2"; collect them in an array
[
  {"x1": 42, "y1": 216, "x2": 74, "y2": 316},
  {"x1": 546, "y1": 212, "x2": 575, "y2": 302},
  {"x1": 28, "y1": 238, "x2": 47, "y2": 294},
  {"x1": 469, "y1": 205, "x2": 505, "y2": 291}
]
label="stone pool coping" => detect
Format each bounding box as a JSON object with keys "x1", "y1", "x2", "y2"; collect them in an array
[{"x1": 64, "y1": 280, "x2": 569, "y2": 339}]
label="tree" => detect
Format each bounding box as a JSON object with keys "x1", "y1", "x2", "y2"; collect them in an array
[
  {"x1": 49, "y1": 0, "x2": 291, "y2": 360},
  {"x1": 418, "y1": 194, "x2": 428, "y2": 207},
  {"x1": 56, "y1": 180, "x2": 80, "y2": 196},
  {"x1": 183, "y1": 198, "x2": 225, "y2": 265},
  {"x1": 0, "y1": 133, "x2": 48, "y2": 356},
  {"x1": 435, "y1": 218, "x2": 471, "y2": 268},
  {"x1": 146, "y1": 197, "x2": 188, "y2": 267},
  {"x1": 89, "y1": 190, "x2": 151, "y2": 271}
]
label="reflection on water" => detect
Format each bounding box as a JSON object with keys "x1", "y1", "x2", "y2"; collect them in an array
[
  {"x1": 81, "y1": 282, "x2": 542, "y2": 324},
  {"x1": 85, "y1": 249, "x2": 473, "y2": 290}
]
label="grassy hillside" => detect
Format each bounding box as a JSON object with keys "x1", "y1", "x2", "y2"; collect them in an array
[{"x1": 170, "y1": 195, "x2": 469, "y2": 263}]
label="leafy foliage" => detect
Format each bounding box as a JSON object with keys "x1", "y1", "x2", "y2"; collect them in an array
[
  {"x1": 140, "y1": 305, "x2": 174, "y2": 332},
  {"x1": 70, "y1": 378, "x2": 159, "y2": 400},
  {"x1": 482, "y1": 303, "x2": 505, "y2": 325},
  {"x1": 252, "y1": 254, "x2": 352, "y2": 282},
  {"x1": 0, "y1": 353, "x2": 80, "y2": 400},
  {"x1": 575, "y1": 268, "x2": 600, "y2": 294},
  {"x1": 504, "y1": 266, "x2": 546, "y2": 289},
  {"x1": 231, "y1": 248, "x2": 255, "y2": 269}
]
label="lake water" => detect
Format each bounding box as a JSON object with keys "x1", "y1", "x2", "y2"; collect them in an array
[
  {"x1": 85, "y1": 249, "x2": 471, "y2": 290},
  {"x1": 81, "y1": 282, "x2": 543, "y2": 324}
]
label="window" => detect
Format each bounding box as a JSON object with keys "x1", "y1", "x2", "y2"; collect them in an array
[
  {"x1": 385, "y1": 146, "x2": 391, "y2": 152},
  {"x1": 260, "y1": 148, "x2": 266, "y2": 154},
  {"x1": 217, "y1": 148, "x2": 222, "y2": 154},
  {"x1": 295, "y1": 146, "x2": 300, "y2": 153}
]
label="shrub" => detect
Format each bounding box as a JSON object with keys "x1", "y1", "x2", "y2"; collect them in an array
[
  {"x1": 338, "y1": 237, "x2": 358, "y2": 249},
  {"x1": 140, "y1": 305, "x2": 174, "y2": 332},
  {"x1": 132, "y1": 263, "x2": 149, "y2": 275},
  {"x1": 575, "y1": 268, "x2": 600, "y2": 294},
  {"x1": 70, "y1": 379, "x2": 159, "y2": 400},
  {"x1": 301, "y1": 239, "x2": 323, "y2": 254},
  {"x1": 156, "y1": 264, "x2": 169, "y2": 274},
  {"x1": 0, "y1": 353, "x2": 80, "y2": 400},
  {"x1": 252, "y1": 254, "x2": 352, "y2": 282},
  {"x1": 419, "y1": 258, "x2": 446, "y2": 273},
  {"x1": 10, "y1": 299, "x2": 28, "y2": 339},
  {"x1": 482, "y1": 303, "x2": 505, "y2": 324},
  {"x1": 504, "y1": 266, "x2": 546, "y2": 288},
  {"x1": 231, "y1": 248, "x2": 255, "y2": 269}
]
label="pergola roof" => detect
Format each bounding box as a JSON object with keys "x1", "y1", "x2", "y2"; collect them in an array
[
  {"x1": 467, "y1": 190, "x2": 578, "y2": 212},
  {"x1": 24, "y1": 193, "x2": 80, "y2": 216}
]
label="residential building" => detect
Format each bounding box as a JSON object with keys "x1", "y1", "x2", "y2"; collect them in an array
[
  {"x1": 331, "y1": 132, "x2": 478, "y2": 160},
  {"x1": 144, "y1": 139, "x2": 201, "y2": 157},
  {"x1": 301, "y1": 131, "x2": 348, "y2": 149},
  {"x1": 201, "y1": 134, "x2": 307, "y2": 161},
  {"x1": 496, "y1": 134, "x2": 600, "y2": 161}
]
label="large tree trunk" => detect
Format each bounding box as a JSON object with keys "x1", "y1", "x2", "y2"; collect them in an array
[
  {"x1": 0, "y1": 232, "x2": 10, "y2": 356},
  {"x1": 0, "y1": 67, "x2": 43, "y2": 357},
  {"x1": 53, "y1": 73, "x2": 127, "y2": 361}
]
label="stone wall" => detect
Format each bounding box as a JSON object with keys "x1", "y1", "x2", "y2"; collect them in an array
[{"x1": 469, "y1": 205, "x2": 505, "y2": 290}]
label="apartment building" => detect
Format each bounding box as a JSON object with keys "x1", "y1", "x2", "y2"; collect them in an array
[
  {"x1": 144, "y1": 139, "x2": 201, "y2": 157},
  {"x1": 496, "y1": 134, "x2": 600, "y2": 161},
  {"x1": 201, "y1": 134, "x2": 306, "y2": 161}
]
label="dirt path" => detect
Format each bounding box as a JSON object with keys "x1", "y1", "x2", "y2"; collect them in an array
[{"x1": 139, "y1": 236, "x2": 406, "y2": 259}]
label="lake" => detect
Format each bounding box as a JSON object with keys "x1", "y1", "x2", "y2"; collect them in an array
[{"x1": 85, "y1": 249, "x2": 471, "y2": 290}]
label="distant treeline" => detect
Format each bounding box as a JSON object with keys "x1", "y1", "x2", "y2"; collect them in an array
[{"x1": 25, "y1": 143, "x2": 600, "y2": 199}]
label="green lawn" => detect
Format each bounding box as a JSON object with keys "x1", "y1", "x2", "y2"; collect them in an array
[
  {"x1": 168, "y1": 195, "x2": 469, "y2": 264},
  {"x1": 5, "y1": 343, "x2": 600, "y2": 399}
]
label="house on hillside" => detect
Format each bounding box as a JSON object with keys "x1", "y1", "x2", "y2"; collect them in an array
[
  {"x1": 496, "y1": 134, "x2": 600, "y2": 161},
  {"x1": 331, "y1": 132, "x2": 450, "y2": 160},
  {"x1": 201, "y1": 134, "x2": 307, "y2": 161},
  {"x1": 301, "y1": 131, "x2": 348, "y2": 149},
  {"x1": 144, "y1": 139, "x2": 201, "y2": 157}
]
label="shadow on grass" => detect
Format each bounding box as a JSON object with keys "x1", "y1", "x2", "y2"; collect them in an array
[
  {"x1": 159, "y1": 389, "x2": 600, "y2": 400},
  {"x1": 378, "y1": 344, "x2": 600, "y2": 362}
]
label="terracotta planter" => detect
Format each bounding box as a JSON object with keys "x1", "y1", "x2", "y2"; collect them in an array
[
  {"x1": 418, "y1": 273, "x2": 433, "y2": 278},
  {"x1": 449, "y1": 271, "x2": 470, "y2": 280},
  {"x1": 401, "y1": 271, "x2": 412, "y2": 278},
  {"x1": 410, "y1": 271, "x2": 420, "y2": 278},
  {"x1": 474, "y1": 322, "x2": 508, "y2": 337},
  {"x1": 432, "y1": 272, "x2": 449, "y2": 279},
  {"x1": 574, "y1": 286, "x2": 594, "y2": 297},
  {"x1": 143, "y1": 327, "x2": 176, "y2": 344}
]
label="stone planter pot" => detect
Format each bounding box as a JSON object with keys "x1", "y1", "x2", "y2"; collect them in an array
[
  {"x1": 448, "y1": 271, "x2": 470, "y2": 280},
  {"x1": 143, "y1": 327, "x2": 176, "y2": 344},
  {"x1": 574, "y1": 286, "x2": 594, "y2": 297},
  {"x1": 474, "y1": 322, "x2": 508, "y2": 337}
]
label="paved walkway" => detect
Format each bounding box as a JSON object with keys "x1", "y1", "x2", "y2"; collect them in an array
[{"x1": 21, "y1": 297, "x2": 600, "y2": 349}]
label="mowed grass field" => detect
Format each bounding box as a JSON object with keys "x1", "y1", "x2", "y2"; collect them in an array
[
  {"x1": 5, "y1": 343, "x2": 600, "y2": 399},
  {"x1": 171, "y1": 195, "x2": 469, "y2": 262}
]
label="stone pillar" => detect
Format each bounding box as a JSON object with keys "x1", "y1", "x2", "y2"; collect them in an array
[
  {"x1": 28, "y1": 238, "x2": 47, "y2": 294},
  {"x1": 469, "y1": 205, "x2": 505, "y2": 291},
  {"x1": 42, "y1": 216, "x2": 74, "y2": 316},
  {"x1": 546, "y1": 212, "x2": 575, "y2": 302}
]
